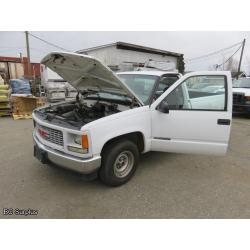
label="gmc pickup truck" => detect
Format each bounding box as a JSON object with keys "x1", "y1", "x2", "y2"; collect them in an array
[
  {"x1": 33, "y1": 52, "x2": 232, "y2": 186},
  {"x1": 232, "y1": 77, "x2": 250, "y2": 115}
]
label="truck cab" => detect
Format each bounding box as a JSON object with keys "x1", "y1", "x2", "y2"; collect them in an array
[{"x1": 33, "y1": 52, "x2": 232, "y2": 186}]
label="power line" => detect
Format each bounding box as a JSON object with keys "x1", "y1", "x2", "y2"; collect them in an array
[
  {"x1": 186, "y1": 52, "x2": 231, "y2": 65},
  {"x1": 186, "y1": 41, "x2": 242, "y2": 62},
  {"x1": 27, "y1": 32, "x2": 71, "y2": 52},
  {"x1": 215, "y1": 44, "x2": 243, "y2": 69}
]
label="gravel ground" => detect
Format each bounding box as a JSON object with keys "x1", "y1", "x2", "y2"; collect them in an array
[{"x1": 0, "y1": 115, "x2": 250, "y2": 218}]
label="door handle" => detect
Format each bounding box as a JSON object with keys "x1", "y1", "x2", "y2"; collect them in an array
[{"x1": 217, "y1": 119, "x2": 231, "y2": 125}]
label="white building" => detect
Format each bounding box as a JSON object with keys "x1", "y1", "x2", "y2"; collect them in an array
[{"x1": 77, "y1": 42, "x2": 185, "y2": 73}]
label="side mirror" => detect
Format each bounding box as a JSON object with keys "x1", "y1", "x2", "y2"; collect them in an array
[{"x1": 157, "y1": 100, "x2": 169, "y2": 114}]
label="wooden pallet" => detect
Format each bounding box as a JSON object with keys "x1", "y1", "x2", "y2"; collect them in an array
[
  {"x1": 12, "y1": 113, "x2": 32, "y2": 120},
  {"x1": 36, "y1": 97, "x2": 45, "y2": 107},
  {"x1": 36, "y1": 101, "x2": 45, "y2": 107},
  {"x1": 11, "y1": 96, "x2": 45, "y2": 115}
]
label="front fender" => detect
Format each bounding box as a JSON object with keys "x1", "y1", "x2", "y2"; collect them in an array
[{"x1": 83, "y1": 106, "x2": 151, "y2": 155}]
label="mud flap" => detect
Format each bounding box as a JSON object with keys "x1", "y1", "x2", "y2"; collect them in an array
[{"x1": 34, "y1": 145, "x2": 48, "y2": 164}]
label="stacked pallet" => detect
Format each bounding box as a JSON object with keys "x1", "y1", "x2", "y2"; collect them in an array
[
  {"x1": 11, "y1": 95, "x2": 45, "y2": 120},
  {"x1": 36, "y1": 97, "x2": 45, "y2": 108},
  {"x1": 0, "y1": 85, "x2": 11, "y2": 117}
]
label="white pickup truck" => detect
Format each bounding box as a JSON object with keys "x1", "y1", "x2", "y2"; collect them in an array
[
  {"x1": 232, "y1": 77, "x2": 250, "y2": 115},
  {"x1": 33, "y1": 52, "x2": 232, "y2": 186}
]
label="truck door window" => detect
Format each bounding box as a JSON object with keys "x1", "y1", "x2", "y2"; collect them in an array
[
  {"x1": 164, "y1": 84, "x2": 185, "y2": 109},
  {"x1": 154, "y1": 75, "x2": 179, "y2": 99},
  {"x1": 163, "y1": 75, "x2": 227, "y2": 111}
]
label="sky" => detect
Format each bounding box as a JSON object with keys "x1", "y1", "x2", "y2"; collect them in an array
[{"x1": 1, "y1": 31, "x2": 250, "y2": 73}]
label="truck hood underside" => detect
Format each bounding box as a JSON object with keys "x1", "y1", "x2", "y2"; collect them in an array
[{"x1": 41, "y1": 52, "x2": 143, "y2": 106}]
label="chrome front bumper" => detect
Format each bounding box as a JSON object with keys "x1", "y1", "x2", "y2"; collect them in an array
[{"x1": 33, "y1": 133, "x2": 101, "y2": 174}]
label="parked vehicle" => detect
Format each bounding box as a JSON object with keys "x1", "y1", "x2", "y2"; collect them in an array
[
  {"x1": 45, "y1": 80, "x2": 66, "y2": 102},
  {"x1": 232, "y1": 77, "x2": 250, "y2": 115},
  {"x1": 33, "y1": 52, "x2": 232, "y2": 186},
  {"x1": 46, "y1": 89, "x2": 66, "y2": 102},
  {"x1": 41, "y1": 66, "x2": 67, "y2": 102},
  {"x1": 65, "y1": 82, "x2": 77, "y2": 99},
  {"x1": 199, "y1": 85, "x2": 225, "y2": 94}
]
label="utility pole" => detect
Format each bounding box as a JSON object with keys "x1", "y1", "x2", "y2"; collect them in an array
[
  {"x1": 25, "y1": 31, "x2": 31, "y2": 76},
  {"x1": 237, "y1": 38, "x2": 246, "y2": 79},
  {"x1": 19, "y1": 52, "x2": 23, "y2": 62}
]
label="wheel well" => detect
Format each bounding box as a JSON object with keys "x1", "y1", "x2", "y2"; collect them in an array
[{"x1": 101, "y1": 132, "x2": 145, "y2": 154}]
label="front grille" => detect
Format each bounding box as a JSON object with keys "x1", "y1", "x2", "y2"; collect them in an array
[
  {"x1": 233, "y1": 93, "x2": 245, "y2": 104},
  {"x1": 38, "y1": 125, "x2": 64, "y2": 146}
]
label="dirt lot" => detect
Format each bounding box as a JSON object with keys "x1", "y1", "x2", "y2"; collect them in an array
[{"x1": 0, "y1": 116, "x2": 250, "y2": 218}]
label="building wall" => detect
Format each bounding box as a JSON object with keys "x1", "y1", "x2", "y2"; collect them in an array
[
  {"x1": 8, "y1": 62, "x2": 24, "y2": 79},
  {"x1": 0, "y1": 56, "x2": 40, "y2": 82},
  {"x1": 85, "y1": 45, "x2": 178, "y2": 70}
]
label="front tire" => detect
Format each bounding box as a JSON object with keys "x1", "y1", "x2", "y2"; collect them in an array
[{"x1": 99, "y1": 140, "x2": 139, "y2": 186}]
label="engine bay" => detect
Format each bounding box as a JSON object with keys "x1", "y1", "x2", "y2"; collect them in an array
[
  {"x1": 34, "y1": 91, "x2": 135, "y2": 129},
  {"x1": 44, "y1": 100, "x2": 122, "y2": 127}
]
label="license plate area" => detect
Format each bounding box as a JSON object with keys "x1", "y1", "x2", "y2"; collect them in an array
[{"x1": 34, "y1": 145, "x2": 48, "y2": 164}]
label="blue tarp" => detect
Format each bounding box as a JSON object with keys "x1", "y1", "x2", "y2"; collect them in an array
[{"x1": 10, "y1": 77, "x2": 31, "y2": 95}]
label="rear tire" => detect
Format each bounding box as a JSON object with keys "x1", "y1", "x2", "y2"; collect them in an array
[{"x1": 99, "y1": 140, "x2": 139, "y2": 186}]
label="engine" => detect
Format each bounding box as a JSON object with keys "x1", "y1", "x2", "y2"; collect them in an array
[{"x1": 43, "y1": 100, "x2": 121, "y2": 127}]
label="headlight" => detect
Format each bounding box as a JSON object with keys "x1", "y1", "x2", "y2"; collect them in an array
[
  {"x1": 73, "y1": 134, "x2": 89, "y2": 149},
  {"x1": 74, "y1": 135, "x2": 82, "y2": 145},
  {"x1": 68, "y1": 134, "x2": 89, "y2": 154}
]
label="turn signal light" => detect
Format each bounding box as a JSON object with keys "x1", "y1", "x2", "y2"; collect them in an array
[{"x1": 81, "y1": 135, "x2": 89, "y2": 149}]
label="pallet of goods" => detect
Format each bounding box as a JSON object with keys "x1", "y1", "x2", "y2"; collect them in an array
[
  {"x1": 36, "y1": 97, "x2": 45, "y2": 108},
  {"x1": 0, "y1": 85, "x2": 11, "y2": 117},
  {"x1": 11, "y1": 95, "x2": 45, "y2": 120},
  {"x1": 9, "y1": 77, "x2": 45, "y2": 120}
]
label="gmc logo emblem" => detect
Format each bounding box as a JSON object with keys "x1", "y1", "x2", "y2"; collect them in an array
[{"x1": 38, "y1": 128, "x2": 49, "y2": 138}]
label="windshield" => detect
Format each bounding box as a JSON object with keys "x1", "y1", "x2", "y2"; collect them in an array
[
  {"x1": 118, "y1": 74, "x2": 159, "y2": 104},
  {"x1": 233, "y1": 78, "x2": 250, "y2": 88}
]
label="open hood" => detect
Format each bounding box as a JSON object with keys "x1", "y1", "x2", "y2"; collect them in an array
[{"x1": 41, "y1": 52, "x2": 143, "y2": 105}]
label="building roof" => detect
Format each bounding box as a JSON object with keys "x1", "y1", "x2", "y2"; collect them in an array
[{"x1": 77, "y1": 41, "x2": 183, "y2": 58}]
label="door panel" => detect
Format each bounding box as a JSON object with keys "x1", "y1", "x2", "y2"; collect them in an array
[
  {"x1": 151, "y1": 110, "x2": 231, "y2": 155},
  {"x1": 150, "y1": 71, "x2": 232, "y2": 156}
]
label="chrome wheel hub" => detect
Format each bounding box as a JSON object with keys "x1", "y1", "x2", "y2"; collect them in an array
[{"x1": 114, "y1": 151, "x2": 134, "y2": 178}]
